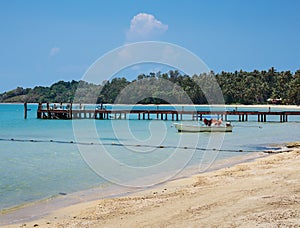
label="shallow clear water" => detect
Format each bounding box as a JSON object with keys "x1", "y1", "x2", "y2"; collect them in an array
[{"x1": 0, "y1": 104, "x2": 299, "y2": 211}]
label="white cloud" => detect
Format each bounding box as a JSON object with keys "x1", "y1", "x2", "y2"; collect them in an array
[
  {"x1": 49, "y1": 47, "x2": 60, "y2": 57},
  {"x1": 126, "y1": 13, "x2": 168, "y2": 42}
]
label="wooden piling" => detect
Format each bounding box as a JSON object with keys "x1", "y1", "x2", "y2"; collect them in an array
[
  {"x1": 24, "y1": 102, "x2": 27, "y2": 119},
  {"x1": 37, "y1": 102, "x2": 42, "y2": 119},
  {"x1": 70, "y1": 103, "x2": 72, "y2": 119}
]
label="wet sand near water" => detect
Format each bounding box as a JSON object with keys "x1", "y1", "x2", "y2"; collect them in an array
[{"x1": 4, "y1": 142, "x2": 300, "y2": 227}]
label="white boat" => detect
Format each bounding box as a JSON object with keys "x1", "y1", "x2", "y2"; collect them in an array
[{"x1": 173, "y1": 123, "x2": 233, "y2": 133}]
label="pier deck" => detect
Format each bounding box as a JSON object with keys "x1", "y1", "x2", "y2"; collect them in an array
[{"x1": 34, "y1": 103, "x2": 300, "y2": 123}]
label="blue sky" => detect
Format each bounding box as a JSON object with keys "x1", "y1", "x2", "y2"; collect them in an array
[{"x1": 1, "y1": 0, "x2": 300, "y2": 92}]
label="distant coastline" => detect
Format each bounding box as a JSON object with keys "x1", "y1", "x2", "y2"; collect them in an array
[{"x1": 1, "y1": 102, "x2": 299, "y2": 109}]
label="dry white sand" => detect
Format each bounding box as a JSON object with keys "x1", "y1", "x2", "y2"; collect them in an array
[{"x1": 4, "y1": 143, "x2": 300, "y2": 228}]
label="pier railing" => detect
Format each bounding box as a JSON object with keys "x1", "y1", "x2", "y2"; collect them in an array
[{"x1": 33, "y1": 103, "x2": 300, "y2": 122}]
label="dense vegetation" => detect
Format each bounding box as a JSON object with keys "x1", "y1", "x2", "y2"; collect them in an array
[
  {"x1": 0, "y1": 68, "x2": 299, "y2": 105},
  {"x1": 0, "y1": 80, "x2": 101, "y2": 104}
]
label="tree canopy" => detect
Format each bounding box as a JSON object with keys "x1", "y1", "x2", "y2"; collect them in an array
[{"x1": 0, "y1": 68, "x2": 299, "y2": 105}]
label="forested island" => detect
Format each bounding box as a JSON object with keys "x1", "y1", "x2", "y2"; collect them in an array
[{"x1": 1, "y1": 68, "x2": 299, "y2": 105}]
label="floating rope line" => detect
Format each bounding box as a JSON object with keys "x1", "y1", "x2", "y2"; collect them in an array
[
  {"x1": 0, "y1": 137, "x2": 285, "y2": 154},
  {"x1": 233, "y1": 125, "x2": 263, "y2": 129}
]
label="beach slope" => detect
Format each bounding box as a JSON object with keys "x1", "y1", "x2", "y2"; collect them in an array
[{"x1": 6, "y1": 144, "x2": 300, "y2": 227}]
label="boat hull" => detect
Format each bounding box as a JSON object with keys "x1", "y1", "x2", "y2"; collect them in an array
[{"x1": 174, "y1": 123, "x2": 233, "y2": 132}]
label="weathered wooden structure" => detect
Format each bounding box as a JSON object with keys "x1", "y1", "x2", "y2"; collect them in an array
[{"x1": 35, "y1": 103, "x2": 300, "y2": 123}]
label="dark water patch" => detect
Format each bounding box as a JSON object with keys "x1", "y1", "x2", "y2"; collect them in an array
[{"x1": 249, "y1": 145, "x2": 282, "y2": 152}]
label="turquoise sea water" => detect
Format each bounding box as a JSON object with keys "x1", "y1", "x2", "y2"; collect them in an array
[{"x1": 0, "y1": 104, "x2": 299, "y2": 219}]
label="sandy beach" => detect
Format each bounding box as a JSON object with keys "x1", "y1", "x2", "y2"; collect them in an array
[{"x1": 3, "y1": 142, "x2": 299, "y2": 228}]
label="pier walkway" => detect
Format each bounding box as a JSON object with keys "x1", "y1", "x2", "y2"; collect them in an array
[{"x1": 32, "y1": 103, "x2": 300, "y2": 123}]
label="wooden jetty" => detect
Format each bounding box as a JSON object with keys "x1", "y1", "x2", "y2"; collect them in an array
[{"x1": 34, "y1": 102, "x2": 300, "y2": 123}]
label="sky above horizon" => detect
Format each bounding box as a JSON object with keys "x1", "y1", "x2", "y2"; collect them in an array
[{"x1": 1, "y1": 0, "x2": 300, "y2": 92}]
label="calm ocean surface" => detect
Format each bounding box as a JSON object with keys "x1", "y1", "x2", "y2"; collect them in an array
[{"x1": 0, "y1": 103, "x2": 299, "y2": 213}]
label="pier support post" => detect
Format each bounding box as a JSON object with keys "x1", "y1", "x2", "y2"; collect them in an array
[
  {"x1": 24, "y1": 102, "x2": 27, "y2": 119},
  {"x1": 37, "y1": 102, "x2": 42, "y2": 119},
  {"x1": 70, "y1": 103, "x2": 72, "y2": 119},
  {"x1": 46, "y1": 103, "x2": 50, "y2": 119}
]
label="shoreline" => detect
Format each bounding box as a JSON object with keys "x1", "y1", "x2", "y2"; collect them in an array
[
  {"x1": 0, "y1": 150, "x2": 267, "y2": 225},
  {"x1": 2, "y1": 143, "x2": 300, "y2": 227}
]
